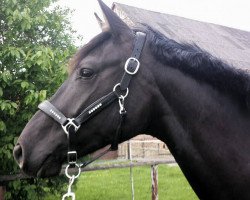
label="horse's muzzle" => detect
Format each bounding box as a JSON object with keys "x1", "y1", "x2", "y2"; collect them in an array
[{"x1": 13, "y1": 143, "x2": 24, "y2": 169}]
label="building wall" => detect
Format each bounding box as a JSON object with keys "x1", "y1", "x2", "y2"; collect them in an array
[{"x1": 118, "y1": 135, "x2": 170, "y2": 160}]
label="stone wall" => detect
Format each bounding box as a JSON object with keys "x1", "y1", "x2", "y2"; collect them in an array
[
  {"x1": 118, "y1": 135, "x2": 170, "y2": 160},
  {"x1": 91, "y1": 134, "x2": 170, "y2": 160}
]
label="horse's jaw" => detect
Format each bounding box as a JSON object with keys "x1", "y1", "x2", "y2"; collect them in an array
[{"x1": 35, "y1": 154, "x2": 63, "y2": 178}]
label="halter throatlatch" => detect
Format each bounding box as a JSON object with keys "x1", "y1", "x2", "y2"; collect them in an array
[{"x1": 38, "y1": 31, "x2": 146, "y2": 200}]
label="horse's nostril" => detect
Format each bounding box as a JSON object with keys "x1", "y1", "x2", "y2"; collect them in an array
[{"x1": 13, "y1": 144, "x2": 24, "y2": 168}]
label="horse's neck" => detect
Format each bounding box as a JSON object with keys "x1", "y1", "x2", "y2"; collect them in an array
[{"x1": 148, "y1": 63, "x2": 250, "y2": 199}]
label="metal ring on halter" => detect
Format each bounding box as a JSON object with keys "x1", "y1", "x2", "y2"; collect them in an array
[
  {"x1": 113, "y1": 83, "x2": 129, "y2": 99},
  {"x1": 61, "y1": 118, "x2": 80, "y2": 135},
  {"x1": 65, "y1": 164, "x2": 81, "y2": 179}
]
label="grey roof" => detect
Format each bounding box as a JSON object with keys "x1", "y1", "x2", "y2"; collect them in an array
[{"x1": 112, "y1": 3, "x2": 250, "y2": 71}]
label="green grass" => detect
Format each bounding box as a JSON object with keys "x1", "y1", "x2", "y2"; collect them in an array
[{"x1": 46, "y1": 164, "x2": 198, "y2": 200}]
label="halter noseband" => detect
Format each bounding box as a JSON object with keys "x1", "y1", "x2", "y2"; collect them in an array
[{"x1": 38, "y1": 31, "x2": 146, "y2": 180}]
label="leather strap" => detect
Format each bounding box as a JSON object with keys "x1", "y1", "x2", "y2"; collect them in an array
[
  {"x1": 120, "y1": 32, "x2": 146, "y2": 90},
  {"x1": 38, "y1": 100, "x2": 67, "y2": 125},
  {"x1": 110, "y1": 112, "x2": 125, "y2": 150},
  {"x1": 75, "y1": 91, "x2": 118, "y2": 125},
  {"x1": 38, "y1": 93, "x2": 118, "y2": 131}
]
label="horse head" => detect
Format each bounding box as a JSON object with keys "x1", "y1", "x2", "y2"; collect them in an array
[{"x1": 13, "y1": 0, "x2": 157, "y2": 177}]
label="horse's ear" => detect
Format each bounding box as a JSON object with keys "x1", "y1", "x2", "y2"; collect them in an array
[
  {"x1": 94, "y1": 12, "x2": 105, "y2": 31},
  {"x1": 97, "y1": 0, "x2": 132, "y2": 38}
]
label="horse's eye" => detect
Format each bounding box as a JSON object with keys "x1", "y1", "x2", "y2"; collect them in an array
[{"x1": 79, "y1": 68, "x2": 94, "y2": 78}]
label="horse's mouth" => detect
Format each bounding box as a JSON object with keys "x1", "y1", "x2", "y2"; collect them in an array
[
  {"x1": 35, "y1": 155, "x2": 63, "y2": 178},
  {"x1": 15, "y1": 149, "x2": 65, "y2": 178}
]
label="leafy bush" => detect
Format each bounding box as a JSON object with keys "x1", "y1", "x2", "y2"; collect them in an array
[{"x1": 0, "y1": 0, "x2": 80, "y2": 199}]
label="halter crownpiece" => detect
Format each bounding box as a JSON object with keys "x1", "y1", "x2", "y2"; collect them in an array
[{"x1": 38, "y1": 31, "x2": 146, "y2": 200}]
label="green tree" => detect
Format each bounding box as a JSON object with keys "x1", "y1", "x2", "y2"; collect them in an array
[{"x1": 0, "y1": 0, "x2": 80, "y2": 199}]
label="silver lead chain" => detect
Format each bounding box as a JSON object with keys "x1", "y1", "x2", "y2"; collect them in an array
[{"x1": 62, "y1": 175, "x2": 76, "y2": 200}]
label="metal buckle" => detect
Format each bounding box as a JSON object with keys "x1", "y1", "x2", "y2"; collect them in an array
[
  {"x1": 62, "y1": 118, "x2": 80, "y2": 135},
  {"x1": 67, "y1": 151, "x2": 77, "y2": 166},
  {"x1": 124, "y1": 57, "x2": 140, "y2": 75}
]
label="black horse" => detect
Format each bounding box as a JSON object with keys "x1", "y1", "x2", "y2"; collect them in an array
[{"x1": 13, "y1": 1, "x2": 250, "y2": 199}]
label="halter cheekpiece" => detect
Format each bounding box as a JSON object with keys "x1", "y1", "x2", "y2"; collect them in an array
[{"x1": 38, "y1": 32, "x2": 146, "y2": 199}]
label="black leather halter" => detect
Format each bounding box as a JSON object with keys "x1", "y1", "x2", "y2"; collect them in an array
[{"x1": 38, "y1": 32, "x2": 146, "y2": 170}]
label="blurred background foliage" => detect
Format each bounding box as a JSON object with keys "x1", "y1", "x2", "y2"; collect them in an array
[{"x1": 0, "y1": 0, "x2": 81, "y2": 198}]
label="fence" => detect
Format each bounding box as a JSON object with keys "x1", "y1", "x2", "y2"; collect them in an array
[
  {"x1": 1, "y1": 137, "x2": 175, "y2": 200},
  {"x1": 0, "y1": 159, "x2": 176, "y2": 200},
  {"x1": 118, "y1": 139, "x2": 171, "y2": 160}
]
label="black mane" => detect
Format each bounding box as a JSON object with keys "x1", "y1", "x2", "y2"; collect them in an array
[{"x1": 145, "y1": 25, "x2": 250, "y2": 109}]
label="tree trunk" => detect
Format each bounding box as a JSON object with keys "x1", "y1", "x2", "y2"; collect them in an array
[{"x1": 0, "y1": 186, "x2": 5, "y2": 200}]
